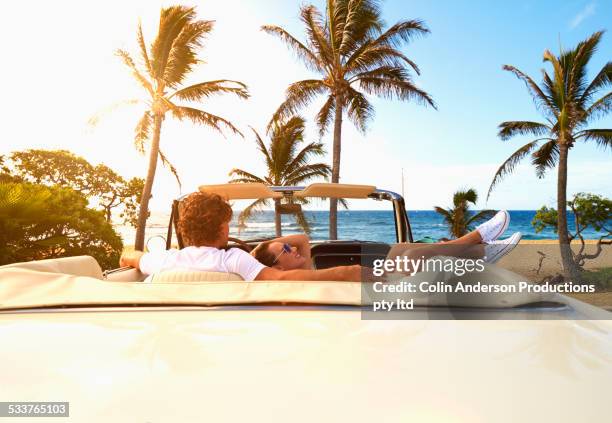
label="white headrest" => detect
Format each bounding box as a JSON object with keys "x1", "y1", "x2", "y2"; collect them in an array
[{"x1": 0, "y1": 255, "x2": 103, "y2": 279}]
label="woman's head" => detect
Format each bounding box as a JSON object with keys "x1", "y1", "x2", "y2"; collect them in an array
[{"x1": 252, "y1": 241, "x2": 306, "y2": 270}]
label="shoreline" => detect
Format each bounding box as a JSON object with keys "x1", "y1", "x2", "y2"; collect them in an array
[{"x1": 519, "y1": 239, "x2": 602, "y2": 245}]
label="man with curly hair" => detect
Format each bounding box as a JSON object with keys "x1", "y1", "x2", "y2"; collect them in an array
[{"x1": 120, "y1": 192, "x2": 361, "y2": 282}]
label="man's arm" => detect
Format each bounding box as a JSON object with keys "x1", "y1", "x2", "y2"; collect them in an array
[
  {"x1": 119, "y1": 250, "x2": 145, "y2": 270},
  {"x1": 270, "y1": 233, "x2": 313, "y2": 269},
  {"x1": 255, "y1": 264, "x2": 362, "y2": 282}
]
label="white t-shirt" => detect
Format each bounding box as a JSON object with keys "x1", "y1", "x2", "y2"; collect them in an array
[{"x1": 139, "y1": 246, "x2": 266, "y2": 282}]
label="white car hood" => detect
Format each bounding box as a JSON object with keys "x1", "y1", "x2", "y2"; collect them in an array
[{"x1": 1, "y1": 308, "x2": 611, "y2": 422}]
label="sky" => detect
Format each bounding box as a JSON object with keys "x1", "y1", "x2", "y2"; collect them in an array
[{"x1": 0, "y1": 0, "x2": 610, "y2": 212}]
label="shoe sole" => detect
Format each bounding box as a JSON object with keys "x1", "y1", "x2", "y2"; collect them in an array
[{"x1": 486, "y1": 233, "x2": 522, "y2": 263}]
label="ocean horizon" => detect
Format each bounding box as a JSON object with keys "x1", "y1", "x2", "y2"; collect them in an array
[{"x1": 114, "y1": 210, "x2": 607, "y2": 246}]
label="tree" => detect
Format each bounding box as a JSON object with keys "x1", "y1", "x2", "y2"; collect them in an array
[
  {"x1": 434, "y1": 188, "x2": 496, "y2": 239},
  {"x1": 532, "y1": 193, "x2": 611, "y2": 271},
  {"x1": 228, "y1": 116, "x2": 331, "y2": 236},
  {"x1": 263, "y1": 0, "x2": 435, "y2": 239},
  {"x1": 0, "y1": 182, "x2": 123, "y2": 270},
  {"x1": 105, "y1": 5, "x2": 249, "y2": 250},
  {"x1": 487, "y1": 31, "x2": 612, "y2": 280},
  {"x1": 8, "y1": 149, "x2": 143, "y2": 227}
]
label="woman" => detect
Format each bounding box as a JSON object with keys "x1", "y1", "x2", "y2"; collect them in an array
[{"x1": 252, "y1": 211, "x2": 522, "y2": 270}]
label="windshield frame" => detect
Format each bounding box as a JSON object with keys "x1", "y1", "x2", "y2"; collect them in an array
[{"x1": 166, "y1": 186, "x2": 414, "y2": 249}]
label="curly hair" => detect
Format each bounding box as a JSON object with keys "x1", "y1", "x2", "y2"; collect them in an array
[{"x1": 177, "y1": 192, "x2": 232, "y2": 247}]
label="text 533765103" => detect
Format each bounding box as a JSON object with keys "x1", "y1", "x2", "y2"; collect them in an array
[{"x1": 0, "y1": 402, "x2": 69, "y2": 417}]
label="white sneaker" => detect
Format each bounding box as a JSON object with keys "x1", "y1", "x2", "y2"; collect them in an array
[
  {"x1": 477, "y1": 210, "x2": 510, "y2": 243},
  {"x1": 483, "y1": 232, "x2": 522, "y2": 263}
]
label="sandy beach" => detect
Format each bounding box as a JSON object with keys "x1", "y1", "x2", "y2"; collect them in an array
[{"x1": 501, "y1": 239, "x2": 610, "y2": 278}]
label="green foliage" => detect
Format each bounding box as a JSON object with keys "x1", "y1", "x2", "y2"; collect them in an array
[
  {"x1": 434, "y1": 188, "x2": 496, "y2": 238},
  {"x1": 0, "y1": 182, "x2": 122, "y2": 270},
  {"x1": 229, "y1": 116, "x2": 331, "y2": 235},
  {"x1": 532, "y1": 206, "x2": 559, "y2": 233},
  {"x1": 580, "y1": 268, "x2": 612, "y2": 290},
  {"x1": 532, "y1": 193, "x2": 611, "y2": 269},
  {"x1": 7, "y1": 149, "x2": 143, "y2": 227},
  {"x1": 532, "y1": 193, "x2": 611, "y2": 236}
]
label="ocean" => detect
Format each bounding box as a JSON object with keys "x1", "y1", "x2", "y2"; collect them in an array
[{"x1": 115, "y1": 210, "x2": 607, "y2": 246}]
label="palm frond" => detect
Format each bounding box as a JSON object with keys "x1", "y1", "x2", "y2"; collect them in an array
[
  {"x1": 357, "y1": 74, "x2": 436, "y2": 107},
  {"x1": 346, "y1": 87, "x2": 374, "y2": 133},
  {"x1": 170, "y1": 80, "x2": 249, "y2": 102},
  {"x1": 250, "y1": 127, "x2": 273, "y2": 171},
  {"x1": 584, "y1": 91, "x2": 612, "y2": 122},
  {"x1": 237, "y1": 198, "x2": 270, "y2": 232},
  {"x1": 433, "y1": 206, "x2": 453, "y2": 222},
  {"x1": 315, "y1": 95, "x2": 335, "y2": 137},
  {"x1": 284, "y1": 163, "x2": 332, "y2": 185},
  {"x1": 352, "y1": 65, "x2": 407, "y2": 81},
  {"x1": 503, "y1": 64, "x2": 556, "y2": 116},
  {"x1": 577, "y1": 129, "x2": 612, "y2": 150},
  {"x1": 487, "y1": 139, "x2": 542, "y2": 199},
  {"x1": 163, "y1": 19, "x2": 214, "y2": 87},
  {"x1": 158, "y1": 149, "x2": 181, "y2": 189},
  {"x1": 299, "y1": 5, "x2": 334, "y2": 65},
  {"x1": 134, "y1": 111, "x2": 152, "y2": 154},
  {"x1": 334, "y1": 0, "x2": 382, "y2": 55},
  {"x1": 498, "y1": 121, "x2": 552, "y2": 141},
  {"x1": 453, "y1": 189, "x2": 478, "y2": 207},
  {"x1": 87, "y1": 99, "x2": 140, "y2": 127},
  {"x1": 137, "y1": 21, "x2": 153, "y2": 77},
  {"x1": 228, "y1": 169, "x2": 266, "y2": 184},
  {"x1": 346, "y1": 43, "x2": 420, "y2": 74},
  {"x1": 269, "y1": 80, "x2": 327, "y2": 128},
  {"x1": 116, "y1": 49, "x2": 154, "y2": 95},
  {"x1": 543, "y1": 50, "x2": 567, "y2": 112},
  {"x1": 531, "y1": 139, "x2": 559, "y2": 178},
  {"x1": 261, "y1": 25, "x2": 323, "y2": 72},
  {"x1": 286, "y1": 142, "x2": 327, "y2": 171},
  {"x1": 541, "y1": 70, "x2": 563, "y2": 114},
  {"x1": 581, "y1": 61, "x2": 612, "y2": 104},
  {"x1": 370, "y1": 19, "x2": 430, "y2": 49},
  {"x1": 150, "y1": 5, "x2": 196, "y2": 80},
  {"x1": 294, "y1": 209, "x2": 312, "y2": 234},
  {"x1": 173, "y1": 106, "x2": 243, "y2": 137},
  {"x1": 567, "y1": 31, "x2": 604, "y2": 102}
]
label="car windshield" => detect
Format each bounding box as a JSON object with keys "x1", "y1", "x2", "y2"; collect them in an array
[{"x1": 229, "y1": 198, "x2": 397, "y2": 242}]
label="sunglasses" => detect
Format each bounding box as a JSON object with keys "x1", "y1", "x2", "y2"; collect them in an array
[{"x1": 273, "y1": 243, "x2": 292, "y2": 264}]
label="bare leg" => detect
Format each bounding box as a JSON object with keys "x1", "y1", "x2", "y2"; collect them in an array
[
  {"x1": 387, "y1": 229, "x2": 483, "y2": 258},
  {"x1": 440, "y1": 230, "x2": 483, "y2": 245}
]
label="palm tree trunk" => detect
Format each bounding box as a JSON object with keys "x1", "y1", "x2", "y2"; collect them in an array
[
  {"x1": 274, "y1": 198, "x2": 282, "y2": 237},
  {"x1": 329, "y1": 94, "x2": 343, "y2": 240},
  {"x1": 557, "y1": 142, "x2": 579, "y2": 281},
  {"x1": 134, "y1": 114, "x2": 163, "y2": 250}
]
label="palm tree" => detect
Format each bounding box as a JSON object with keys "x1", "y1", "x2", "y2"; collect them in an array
[
  {"x1": 434, "y1": 189, "x2": 496, "y2": 239},
  {"x1": 229, "y1": 116, "x2": 331, "y2": 237},
  {"x1": 114, "y1": 6, "x2": 249, "y2": 250},
  {"x1": 487, "y1": 31, "x2": 611, "y2": 279},
  {"x1": 262, "y1": 0, "x2": 435, "y2": 239}
]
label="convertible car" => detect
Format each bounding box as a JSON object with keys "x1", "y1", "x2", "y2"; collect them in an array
[{"x1": 0, "y1": 183, "x2": 610, "y2": 422}]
